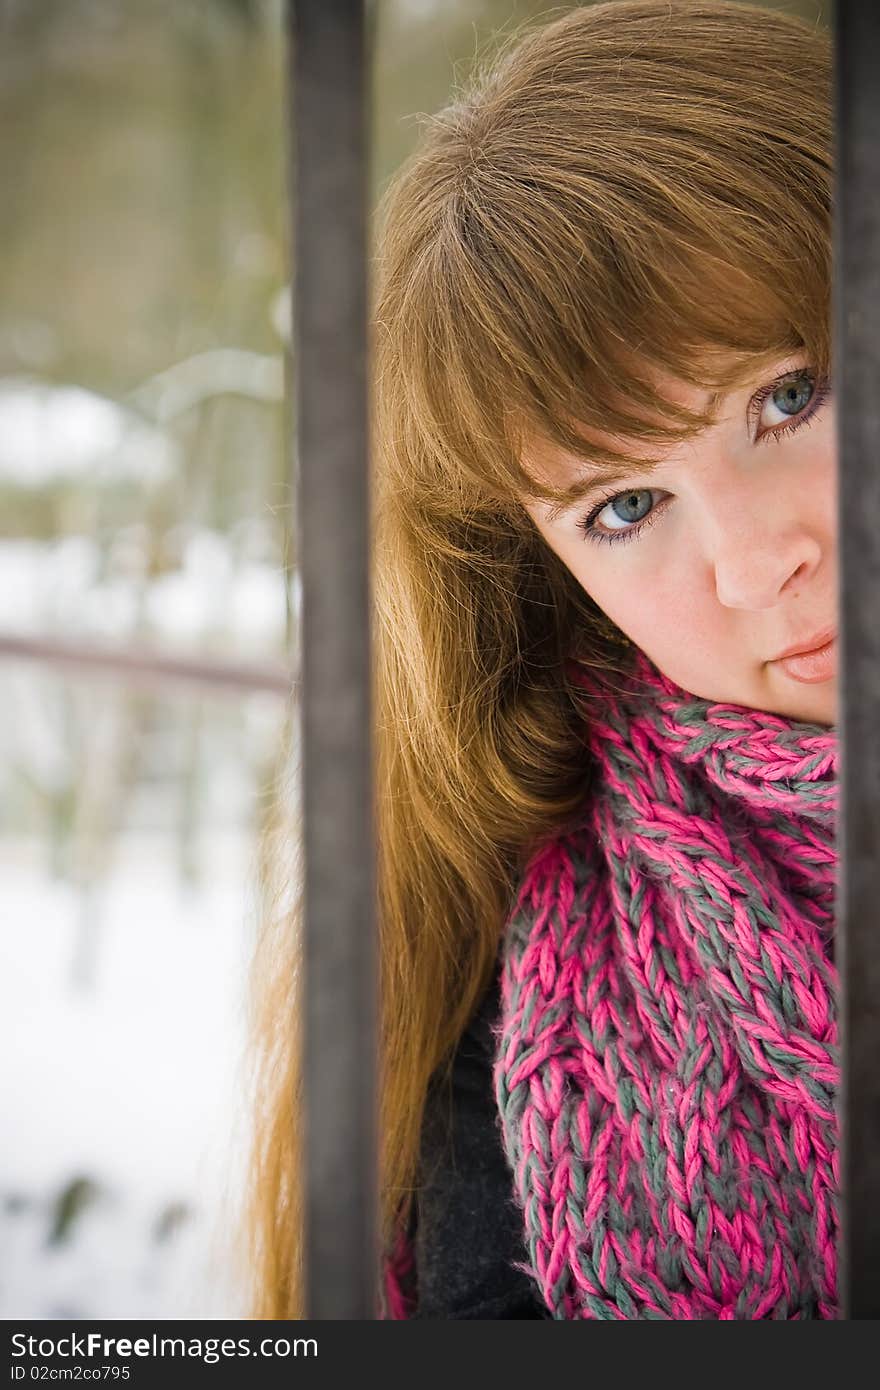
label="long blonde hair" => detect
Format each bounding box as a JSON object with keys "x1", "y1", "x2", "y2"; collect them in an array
[{"x1": 241, "y1": 0, "x2": 831, "y2": 1318}]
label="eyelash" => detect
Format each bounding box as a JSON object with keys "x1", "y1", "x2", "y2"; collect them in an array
[{"x1": 576, "y1": 370, "x2": 832, "y2": 549}]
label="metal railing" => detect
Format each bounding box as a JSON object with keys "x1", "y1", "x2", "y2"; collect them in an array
[
  {"x1": 833, "y1": 0, "x2": 880, "y2": 1324},
  {"x1": 289, "y1": 0, "x2": 378, "y2": 1322}
]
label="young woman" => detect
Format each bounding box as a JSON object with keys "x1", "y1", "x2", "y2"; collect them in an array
[{"x1": 244, "y1": 0, "x2": 838, "y2": 1319}]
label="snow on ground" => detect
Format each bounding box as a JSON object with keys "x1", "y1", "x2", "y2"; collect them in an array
[{"x1": 0, "y1": 833, "x2": 264, "y2": 1320}]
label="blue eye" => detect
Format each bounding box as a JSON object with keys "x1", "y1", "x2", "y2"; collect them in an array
[
  {"x1": 754, "y1": 370, "x2": 826, "y2": 441},
  {"x1": 578, "y1": 488, "x2": 667, "y2": 548},
  {"x1": 577, "y1": 367, "x2": 830, "y2": 549},
  {"x1": 766, "y1": 376, "x2": 813, "y2": 419}
]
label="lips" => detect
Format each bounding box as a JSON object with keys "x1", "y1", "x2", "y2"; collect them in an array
[{"x1": 771, "y1": 625, "x2": 837, "y2": 663}]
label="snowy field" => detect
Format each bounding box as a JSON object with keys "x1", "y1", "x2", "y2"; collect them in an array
[{"x1": 1, "y1": 832, "x2": 261, "y2": 1320}]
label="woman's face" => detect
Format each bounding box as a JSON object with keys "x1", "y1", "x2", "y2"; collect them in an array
[{"x1": 523, "y1": 355, "x2": 837, "y2": 726}]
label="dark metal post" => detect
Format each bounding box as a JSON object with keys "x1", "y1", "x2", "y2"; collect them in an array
[
  {"x1": 834, "y1": 0, "x2": 880, "y2": 1321},
  {"x1": 288, "y1": 0, "x2": 377, "y2": 1319}
]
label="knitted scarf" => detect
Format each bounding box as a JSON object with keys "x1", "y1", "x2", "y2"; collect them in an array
[{"x1": 493, "y1": 650, "x2": 839, "y2": 1319}]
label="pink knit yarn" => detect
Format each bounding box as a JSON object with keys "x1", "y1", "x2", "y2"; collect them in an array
[
  {"x1": 494, "y1": 650, "x2": 838, "y2": 1319},
  {"x1": 381, "y1": 1225, "x2": 416, "y2": 1319}
]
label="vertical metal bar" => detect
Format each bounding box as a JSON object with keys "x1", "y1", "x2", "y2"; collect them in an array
[
  {"x1": 288, "y1": 0, "x2": 377, "y2": 1319},
  {"x1": 834, "y1": 0, "x2": 880, "y2": 1322}
]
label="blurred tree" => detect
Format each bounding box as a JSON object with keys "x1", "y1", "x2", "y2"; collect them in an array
[{"x1": 0, "y1": 0, "x2": 285, "y2": 394}]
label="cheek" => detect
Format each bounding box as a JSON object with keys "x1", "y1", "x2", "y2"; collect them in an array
[
  {"x1": 595, "y1": 573, "x2": 701, "y2": 656},
  {"x1": 793, "y1": 406, "x2": 837, "y2": 522},
  {"x1": 561, "y1": 535, "x2": 728, "y2": 688},
  {"x1": 816, "y1": 413, "x2": 838, "y2": 521},
  {"x1": 561, "y1": 537, "x2": 687, "y2": 648}
]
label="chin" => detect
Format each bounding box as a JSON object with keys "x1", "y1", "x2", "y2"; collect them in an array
[{"x1": 756, "y1": 675, "x2": 837, "y2": 727}]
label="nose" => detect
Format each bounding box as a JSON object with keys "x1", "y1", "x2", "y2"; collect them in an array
[{"x1": 712, "y1": 518, "x2": 823, "y2": 610}]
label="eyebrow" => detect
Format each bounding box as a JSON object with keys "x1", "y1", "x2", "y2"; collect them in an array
[{"x1": 542, "y1": 352, "x2": 807, "y2": 524}]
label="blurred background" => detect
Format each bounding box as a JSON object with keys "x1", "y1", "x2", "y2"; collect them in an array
[{"x1": 0, "y1": 0, "x2": 831, "y2": 1320}]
